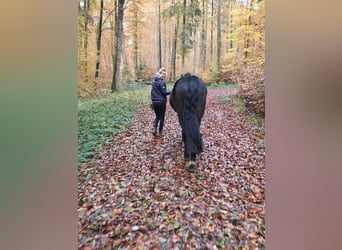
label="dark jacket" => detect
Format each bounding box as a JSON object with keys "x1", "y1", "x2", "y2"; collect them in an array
[{"x1": 151, "y1": 76, "x2": 170, "y2": 103}]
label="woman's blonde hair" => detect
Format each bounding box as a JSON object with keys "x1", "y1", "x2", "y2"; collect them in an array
[{"x1": 158, "y1": 68, "x2": 167, "y2": 74}]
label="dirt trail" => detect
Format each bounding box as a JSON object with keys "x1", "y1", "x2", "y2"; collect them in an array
[{"x1": 78, "y1": 88, "x2": 265, "y2": 249}]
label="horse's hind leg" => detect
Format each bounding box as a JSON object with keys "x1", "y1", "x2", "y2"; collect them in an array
[
  {"x1": 187, "y1": 154, "x2": 197, "y2": 172},
  {"x1": 182, "y1": 132, "x2": 190, "y2": 160},
  {"x1": 182, "y1": 131, "x2": 197, "y2": 172},
  {"x1": 184, "y1": 150, "x2": 190, "y2": 160}
]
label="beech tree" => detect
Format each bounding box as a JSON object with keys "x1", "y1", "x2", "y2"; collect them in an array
[
  {"x1": 94, "y1": 0, "x2": 104, "y2": 83},
  {"x1": 216, "y1": 0, "x2": 222, "y2": 82},
  {"x1": 111, "y1": 0, "x2": 126, "y2": 92}
]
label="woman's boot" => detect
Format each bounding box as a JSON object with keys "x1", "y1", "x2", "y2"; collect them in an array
[{"x1": 152, "y1": 127, "x2": 157, "y2": 137}]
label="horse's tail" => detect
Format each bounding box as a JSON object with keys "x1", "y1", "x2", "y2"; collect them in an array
[{"x1": 182, "y1": 77, "x2": 203, "y2": 155}]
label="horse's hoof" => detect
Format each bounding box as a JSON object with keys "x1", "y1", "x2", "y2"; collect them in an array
[{"x1": 187, "y1": 161, "x2": 197, "y2": 172}]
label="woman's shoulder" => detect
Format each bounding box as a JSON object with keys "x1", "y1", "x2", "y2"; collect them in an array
[{"x1": 154, "y1": 77, "x2": 164, "y2": 83}]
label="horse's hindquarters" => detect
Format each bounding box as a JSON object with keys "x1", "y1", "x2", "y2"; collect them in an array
[{"x1": 170, "y1": 74, "x2": 207, "y2": 169}]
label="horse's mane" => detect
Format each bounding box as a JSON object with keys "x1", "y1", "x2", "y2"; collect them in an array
[{"x1": 181, "y1": 73, "x2": 192, "y2": 79}]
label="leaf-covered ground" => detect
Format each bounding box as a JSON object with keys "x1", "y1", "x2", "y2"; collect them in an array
[{"x1": 78, "y1": 88, "x2": 265, "y2": 249}]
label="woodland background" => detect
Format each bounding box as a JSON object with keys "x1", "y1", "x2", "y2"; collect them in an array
[
  {"x1": 78, "y1": 1, "x2": 266, "y2": 248},
  {"x1": 78, "y1": 0, "x2": 265, "y2": 116}
]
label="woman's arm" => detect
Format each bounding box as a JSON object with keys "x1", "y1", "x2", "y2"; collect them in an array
[{"x1": 158, "y1": 80, "x2": 170, "y2": 96}]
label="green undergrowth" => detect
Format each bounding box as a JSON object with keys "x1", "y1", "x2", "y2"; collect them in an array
[
  {"x1": 207, "y1": 83, "x2": 238, "y2": 89},
  {"x1": 78, "y1": 84, "x2": 151, "y2": 164}
]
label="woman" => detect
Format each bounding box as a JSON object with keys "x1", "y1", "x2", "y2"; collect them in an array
[{"x1": 151, "y1": 68, "x2": 171, "y2": 137}]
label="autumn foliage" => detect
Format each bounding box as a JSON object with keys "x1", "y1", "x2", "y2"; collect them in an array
[
  {"x1": 239, "y1": 80, "x2": 265, "y2": 117},
  {"x1": 237, "y1": 62, "x2": 265, "y2": 117}
]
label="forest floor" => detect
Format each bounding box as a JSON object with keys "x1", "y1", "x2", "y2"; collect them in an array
[{"x1": 78, "y1": 88, "x2": 265, "y2": 249}]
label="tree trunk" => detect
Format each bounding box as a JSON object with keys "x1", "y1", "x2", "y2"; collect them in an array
[
  {"x1": 84, "y1": 0, "x2": 90, "y2": 83},
  {"x1": 111, "y1": 0, "x2": 125, "y2": 92},
  {"x1": 158, "y1": 0, "x2": 162, "y2": 69},
  {"x1": 171, "y1": 13, "x2": 179, "y2": 81},
  {"x1": 199, "y1": 0, "x2": 207, "y2": 71},
  {"x1": 111, "y1": 0, "x2": 117, "y2": 91},
  {"x1": 216, "y1": 0, "x2": 221, "y2": 82},
  {"x1": 225, "y1": 0, "x2": 230, "y2": 53},
  {"x1": 94, "y1": 0, "x2": 104, "y2": 85},
  {"x1": 245, "y1": 0, "x2": 254, "y2": 63},
  {"x1": 133, "y1": 4, "x2": 139, "y2": 79},
  {"x1": 181, "y1": 0, "x2": 187, "y2": 74},
  {"x1": 230, "y1": 0, "x2": 233, "y2": 49},
  {"x1": 192, "y1": 27, "x2": 197, "y2": 74},
  {"x1": 210, "y1": 0, "x2": 214, "y2": 61}
]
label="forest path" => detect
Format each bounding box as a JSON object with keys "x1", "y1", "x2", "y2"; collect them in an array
[{"x1": 78, "y1": 88, "x2": 265, "y2": 249}]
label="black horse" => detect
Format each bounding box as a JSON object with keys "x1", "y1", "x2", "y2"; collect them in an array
[{"x1": 170, "y1": 73, "x2": 207, "y2": 171}]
